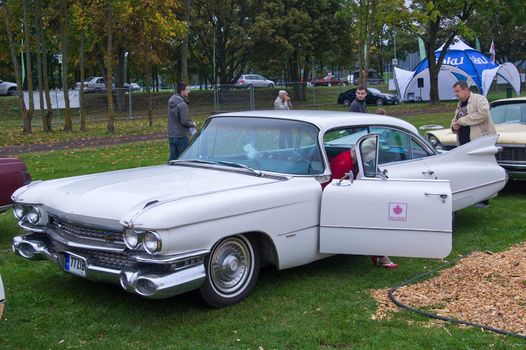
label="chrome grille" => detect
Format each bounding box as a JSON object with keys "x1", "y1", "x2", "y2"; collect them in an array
[
  {"x1": 49, "y1": 216, "x2": 124, "y2": 243},
  {"x1": 52, "y1": 240, "x2": 134, "y2": 270},
  {"x1": 497, "y1": 146, "x2": 526, "y2": 162}
]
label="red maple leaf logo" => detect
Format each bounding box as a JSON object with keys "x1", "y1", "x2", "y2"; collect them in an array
[{"x1": 393, "y1": 205, "x2": 403, "y2": 215}]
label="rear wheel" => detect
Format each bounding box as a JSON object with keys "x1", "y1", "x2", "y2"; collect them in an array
[
  {"x1": 343, "y1": 99, "x2": 351, "y2": 107},
  {"x1": 376, "y1": 98, "x2": 385, "y2": 106},
  {"x1": 199, "y1": 235, "x2": 260, "y2": 308}
]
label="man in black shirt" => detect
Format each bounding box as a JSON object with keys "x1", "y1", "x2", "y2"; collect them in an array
[{"x1": 349, "y1": 85, "x2": 367, "y2": 113}]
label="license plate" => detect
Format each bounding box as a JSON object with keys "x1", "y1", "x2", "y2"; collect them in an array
[{"x1": 64, "y1": 253, "x2": 87, "y2": 277}]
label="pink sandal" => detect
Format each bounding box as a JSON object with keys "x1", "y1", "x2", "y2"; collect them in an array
[{"x1": 371, "y1": 256, "x2": 399, "y2": 269}]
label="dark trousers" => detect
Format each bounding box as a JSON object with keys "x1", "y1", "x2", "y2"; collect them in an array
[{"x1": 168, "y1": 137, "x2": 189, "y2": 161}]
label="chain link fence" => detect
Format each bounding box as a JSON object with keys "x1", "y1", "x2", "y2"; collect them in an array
[{"x1": 12, "y1": 77, "x2": 524, "y2": 127}]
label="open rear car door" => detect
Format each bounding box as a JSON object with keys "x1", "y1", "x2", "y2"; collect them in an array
[{"x1": 320, "y1": 134, "x2": 452, "y2": 259}]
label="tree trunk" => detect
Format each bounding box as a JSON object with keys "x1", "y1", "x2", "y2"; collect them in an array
[
  {"x1": 34, "y1": 0, "x2": 48, "y2": 131},
  {"x1": 79, "y1": 0, "x2": 86, "y2": 131},
  {"x1": 22, "y1": 0, "x2": 34, "y2": 132},
  {"x1": 2, "y1": 3, "x2": 29, "y2": 133},
  {"x1": 180, "y1": 0, "x2": 190, "y2": 82},
  {"x1": 289, "y1": 52, "x2": 304, "y2": 101},
  {"x1": 105, "y1": 1, "x2": 115, "y2": 133},
  {"x1": 61, "y1": 0, "x2": 72, "y2": 131},
  {"x1": 115, "y1": 48, "x2": 126, "y2": 112},
  {"x1": 144, "y1": 39, "x2": 153, "y2": 127},
  {"x1": 42, "y1": 31, "x2": 53, "y2": 130}
]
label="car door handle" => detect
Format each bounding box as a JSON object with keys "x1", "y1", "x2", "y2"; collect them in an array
[
  {"x1": 421, "y1": 170, "x2": 435, "y2": 175},
  {"x1": 425, "y1": 192, "x2": 448, "y2": 202}
]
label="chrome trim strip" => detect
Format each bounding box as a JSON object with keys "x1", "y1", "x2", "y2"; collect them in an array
[
  {"x1": 19, "y1": 221, "x2": 45, "y2": 233},
  {"x1": 451, "y1": 177, "x2": 508, "y2": 195},
  {"x1": 0, "y1": 204, "x2": 11, "y2": 212},
  {"x1": 130, "y1": 249, "x2": 209, "y2": 264},
  {"x1": 321, "y1": 225, "x2": 452, "y2": 234},
  {"x1": 498, "y1": 162, "x2": 526, "y2": 168}
]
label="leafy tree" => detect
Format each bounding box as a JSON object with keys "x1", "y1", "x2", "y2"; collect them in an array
[
  {"x1": 470, "y1": 0, "x2": 526, "y2": 65},
  {"x1": 405, "y1": 0, "x2": 483, "y2": 104},
  {"x1": 191, "y1": 0, "x2": 260, "y2": 84},
  {"x1": 1, "y1": 0, "x2": 29, "y2": 132}
]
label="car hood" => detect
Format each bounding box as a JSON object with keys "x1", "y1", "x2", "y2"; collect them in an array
[
  {"x1": 494, "y1": 123, "x2": 526, "y2": 144},
  {"x1": 13, "y1": 164, "x2": 283, "y2": 224},
  {"x1": 429, "y1": 123, "x2": 526, "y2": 145}
]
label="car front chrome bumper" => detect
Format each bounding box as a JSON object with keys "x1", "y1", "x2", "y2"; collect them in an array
[{"x1": 12, "y1": 233, "x2": 208, "y2": 299}]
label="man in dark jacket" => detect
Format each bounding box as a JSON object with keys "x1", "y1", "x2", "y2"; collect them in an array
[
  {"x1": 167, "y1": 82, "x2": 196, "y2": 161},
  {"x1": 349, "y1": 85, "x2": 367, "y2": 113}
]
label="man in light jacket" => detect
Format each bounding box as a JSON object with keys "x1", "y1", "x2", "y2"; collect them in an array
[
  {"x1": 167, "y1": 82, "x2": 196, "y2": 161},
  {"x1": 450, "y1": 81, "x2": 496, "y2": 146},
  {"x1": 274, "y1": 90, "x2": 292, "y2": 110}
]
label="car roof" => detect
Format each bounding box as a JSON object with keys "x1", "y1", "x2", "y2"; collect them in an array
[
  {"x1": 212, "y1": 110, "x2": 419, "y2": 134},
  {"x1": 491, "y1": 97, "x2": 526, "y2": 106}
]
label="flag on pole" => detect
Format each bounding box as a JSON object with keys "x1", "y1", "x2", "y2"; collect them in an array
[
  {"x1": 489, "y1": 40, "x2": 496, "y2": 64},
  {"x1": 418, "y1": 37, "x2": 426, "y2": 61}
]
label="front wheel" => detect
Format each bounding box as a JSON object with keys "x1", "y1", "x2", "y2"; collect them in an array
[
  {"x1": 268, "y1": 83, "x2": 274, "y2": 88},
  {"x1": 376, "y1": 98, "x2": 385, "y2": 106},
  {"x1": 199, "y1": 235, "x2": 260, "y2": 308},
  {"x1": 343, "y1": 99, "x2": 351, "y2": 107}
]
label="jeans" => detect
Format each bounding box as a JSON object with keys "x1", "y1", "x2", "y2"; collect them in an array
[{"x1": 168, "y1": 137, "x2": 189, "y2": 161}]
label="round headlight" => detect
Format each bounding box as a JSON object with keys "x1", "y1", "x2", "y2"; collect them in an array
[
  {"x1": 26, "y1": 207, "x2": 41, "y2": 224},
  {"x1": 124, "y1": 228, "x2": 141, "y2": 249},
  {"x1": 143, "y1": 231, "x2": 162, "y2": 254},
  {"x1": 13, "y1": 204, "x2": 26, "y2": 220}
]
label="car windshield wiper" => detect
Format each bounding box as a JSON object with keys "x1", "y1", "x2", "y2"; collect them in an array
[
  {"x1": 169, "y1": 159, "x2": 216, "y2": 165},
  {"x1": 170, "y1": 159, "x2": 263, "y2": 176},
  {"x1": 216, "y1": 161, "x2": 263, "y2": 176}
]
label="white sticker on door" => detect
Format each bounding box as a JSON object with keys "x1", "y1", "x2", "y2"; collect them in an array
[{"x1": 388, "y1": 202, "x2": 407, "y2": 222}]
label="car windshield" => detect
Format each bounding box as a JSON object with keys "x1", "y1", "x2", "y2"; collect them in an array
[
  {"x1": 368, "y1": 88, "x2": 381, "y2": 94},
  {"x1": 180, "y1": 117, "x2": 324, "y2": 175},
  {"x1": 491, "y1": 102, "x2": 526, "y2": 124}
]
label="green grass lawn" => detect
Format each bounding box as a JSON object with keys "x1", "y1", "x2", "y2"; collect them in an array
[{"x1": 1, "y1": 136, "x2": 526, "y2": 348}]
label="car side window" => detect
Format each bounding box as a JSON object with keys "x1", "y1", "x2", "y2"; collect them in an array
[
  {"x1": 411, "y1": 139, "x2": 430, "y2": 159},
  {"x1": 370, "y1": 127, "x2": 412, "y2": 164}
]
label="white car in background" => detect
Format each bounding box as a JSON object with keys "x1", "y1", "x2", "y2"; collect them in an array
[
  {"x1": 76, "y1": 77, "x2": 141, "y2": 92},
  {"x1": 235, "y1": 74, "x2": 275, "y2": 88},
  {"x1": 0, "y1": 80, "x2": 17, "y2": 96},
  {"x1": 11, "y1": 111, "x2": 506, "y2": 308}
]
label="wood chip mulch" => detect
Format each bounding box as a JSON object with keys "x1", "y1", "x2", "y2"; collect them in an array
[{"x1": 371, "y1": 242, "x2": 526, "y2": 336}]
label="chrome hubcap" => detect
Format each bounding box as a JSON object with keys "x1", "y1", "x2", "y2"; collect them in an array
[{"x1": 210, "y1": 237, "x2": 252, "y2": 295}]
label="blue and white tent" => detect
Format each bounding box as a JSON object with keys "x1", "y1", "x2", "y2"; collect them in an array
[{"x1": 394, "y1": 38, "x2": 521, "y2": 101}]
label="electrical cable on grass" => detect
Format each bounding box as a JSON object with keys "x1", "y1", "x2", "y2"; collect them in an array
[{"x1": 387, "y1": 254, "x2": 526, "y2": 340}]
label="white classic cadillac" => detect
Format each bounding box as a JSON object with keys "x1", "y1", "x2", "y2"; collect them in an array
[{"x1": 11, "y1": 111, "x2": 507, "y2": 307}]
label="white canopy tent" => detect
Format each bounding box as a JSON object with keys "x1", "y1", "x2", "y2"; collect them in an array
[{"x1": 394, "y1": 38, "x2": 521, "y2": 102}]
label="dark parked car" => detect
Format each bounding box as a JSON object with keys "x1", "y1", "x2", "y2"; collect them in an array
[
  {"x1": 337, "y1": 87, "x2": 399, "y2": 107},
  {"x1": 0, "y1": 158, "x2": 32, "y2": 212}
]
